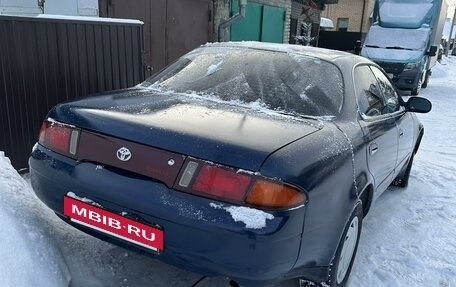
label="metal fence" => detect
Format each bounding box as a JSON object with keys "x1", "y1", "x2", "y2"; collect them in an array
[
  {"x1": 318, "y1": 31, "x2": 361, "y2": 52},
  {"x1": 0, "y1": 15, "x2": 145, "y2": 169}
]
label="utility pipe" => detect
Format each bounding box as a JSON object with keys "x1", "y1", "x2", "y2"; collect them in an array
[
  {"x1": 218, "y1": 0, "x2": 247, "y2": 42},
  {"x1": 360, "y1": 0, "x2": 367, "y2": 34}
]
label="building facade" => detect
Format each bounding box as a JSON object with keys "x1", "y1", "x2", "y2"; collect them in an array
[
  {"x1": 322, "y1": 0, "x2": 375, "y2": 33},
  {"x1": 289, "y1": 0, "x2": 339, "y2": 45}
]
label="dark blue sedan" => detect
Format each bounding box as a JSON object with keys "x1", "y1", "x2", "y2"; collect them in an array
[{"x1": 30, "y1": 42, "x2": 431, "y2": 287}]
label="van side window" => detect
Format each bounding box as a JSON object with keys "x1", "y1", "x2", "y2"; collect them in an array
[{"x1": 354, "y1": 66, "x2": 386, "y2": 117}]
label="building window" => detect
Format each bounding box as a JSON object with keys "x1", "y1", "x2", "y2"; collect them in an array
[{"x1": 337, "y1": 18, "x2": 349, "y2": 32}]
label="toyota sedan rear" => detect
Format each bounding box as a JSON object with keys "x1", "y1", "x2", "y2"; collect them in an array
[{"x1": 30, "y1": 42, "x2": 431, "y2": 287}]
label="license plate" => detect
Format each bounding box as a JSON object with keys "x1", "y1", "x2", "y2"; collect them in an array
[
  {"x1": 63, "y1": 196, "x2": 164, "y2": 252},
  {"x1": 387, "y1": 73, "x2": 394, "y2": 79}
]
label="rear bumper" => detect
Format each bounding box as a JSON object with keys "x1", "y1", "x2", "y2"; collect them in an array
[{"x1": 29, "y1": 146, "x2": 325, "y2": 286}]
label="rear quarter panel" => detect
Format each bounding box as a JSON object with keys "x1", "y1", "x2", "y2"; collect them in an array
[{"x1": 258, "y1": 122, "x2": 366, "y2": 268}]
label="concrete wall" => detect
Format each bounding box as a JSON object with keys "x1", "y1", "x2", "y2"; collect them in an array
[{"x1": 322, "y1": 0, "x2": 374, "y2": 33}]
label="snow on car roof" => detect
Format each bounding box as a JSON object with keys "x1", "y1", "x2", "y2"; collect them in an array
[{"x1": 203, "y1": 41, "x2": 358, "y2": 62}]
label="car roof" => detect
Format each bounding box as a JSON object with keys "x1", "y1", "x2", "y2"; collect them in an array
[{"x1": 202, "y1": 41, "x2": 370, "y2": 64}]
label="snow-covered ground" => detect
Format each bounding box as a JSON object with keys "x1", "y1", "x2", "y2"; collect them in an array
[{"x1": 0, "y1": 56, "x2": 455, "y2": 287}]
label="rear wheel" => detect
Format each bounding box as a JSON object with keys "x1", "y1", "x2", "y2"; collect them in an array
[
  {"x1": 298, "y1": 205, "x2": 363, "y2": 287},
  {"x1": 327, "y1": 204, "x2": 363, "y2": 287}
]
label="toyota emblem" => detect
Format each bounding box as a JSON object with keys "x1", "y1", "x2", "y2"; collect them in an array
[{"x1": 116, "y1": 147, "x2": 132, "y2": 162}]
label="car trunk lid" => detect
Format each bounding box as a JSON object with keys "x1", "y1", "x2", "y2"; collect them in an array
[{"x1": 50, "y1": 89, "x2": 322, "y2": 173}]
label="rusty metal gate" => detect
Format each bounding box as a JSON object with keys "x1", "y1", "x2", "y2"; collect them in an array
[
  {"x1": 99, "y1": 0, "x2": 213, "y2": 76},
  {"x1": 0, "y1": 15, "x2": 144, "y2": 169}
]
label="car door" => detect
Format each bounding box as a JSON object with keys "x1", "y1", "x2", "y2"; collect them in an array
[
  {"x1": 354, "y1": 65, "x2": 398, "y2": 195},
  {"x1": 370, "y1": 66, "x2": 415, "y2": 172}
]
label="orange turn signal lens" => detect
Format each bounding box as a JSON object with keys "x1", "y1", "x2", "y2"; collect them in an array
[{"x1": 245, "y1": 180, "x2": 306, "y2": 209}]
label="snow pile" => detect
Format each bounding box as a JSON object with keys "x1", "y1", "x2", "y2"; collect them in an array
[
  {"x1": 210, "y1": 203, "x2": 274, "y2": 229},
  {"x1": 0, "y1": 152, "x2": 70, "y2": 287}
]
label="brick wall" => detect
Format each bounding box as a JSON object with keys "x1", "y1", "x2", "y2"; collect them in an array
[
  {"x1": 322, "y1": 0, "x2": 374, "y2": 33},
  {"x1": 290, "y1": 1, "x2": 321, "y2": 44}
]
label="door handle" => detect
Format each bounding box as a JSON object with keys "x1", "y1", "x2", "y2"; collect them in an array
[{"x1": 369, "y1": 143, "x2": 378, "y2": 156}]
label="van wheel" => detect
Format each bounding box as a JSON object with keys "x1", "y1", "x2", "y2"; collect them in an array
[
  {"x1": 411, "y1": 80, "x2": 422, "y2": 95},
  {"x1": 326, "y1": 204, "x2": 363, "y2": 287},
  {"x1": 421, "y1": 70, "x2": 430, "y2": 88}
]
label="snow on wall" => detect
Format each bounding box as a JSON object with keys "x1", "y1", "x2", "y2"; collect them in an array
[{"x1": 36, "y1": 14, "x2": 143, "y2": 25}]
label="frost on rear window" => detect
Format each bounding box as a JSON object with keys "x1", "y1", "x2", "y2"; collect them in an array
[{"x1": 142, "y1": 47, "x2": 344, "y2": 118}]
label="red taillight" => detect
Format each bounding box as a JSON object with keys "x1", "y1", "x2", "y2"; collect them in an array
[
  {"x1": 192, "y1": 165, "x2": 252, "y2": 201},
  {"x1": 38, "y1": 120, "x2": 80, "y2": 156},
  {"x1": 177, "y1": 160, "x2": 307, "y2": 209}
]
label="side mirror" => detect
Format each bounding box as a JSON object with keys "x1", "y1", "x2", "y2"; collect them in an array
[
  {"x1": 429, "y1": 46, "x2": 438, "y2": 57},
  {"x1": 405, "y1": 97, "x2": 432, "y2": 113}
]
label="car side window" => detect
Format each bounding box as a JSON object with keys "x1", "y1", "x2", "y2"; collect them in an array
[
  {"x1": 354, "y1": 66, "x2": 386, "y2": 117},
  {"x1": 370, "y1": 66, "x2": 400, "y2": 114}
]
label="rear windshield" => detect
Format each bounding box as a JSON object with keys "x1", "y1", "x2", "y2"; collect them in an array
[{"x1": 141, "y1": 47, "x2": 344, "y2": 118}]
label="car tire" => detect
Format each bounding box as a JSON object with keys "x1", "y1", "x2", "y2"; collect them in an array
[
  {"x1": 326, "y1": 203, "x2": 363, "y2": 287},
  {"x1": 421, "y1": 70, "x2": 430, "y2": 89},
  {"x1": 392, "y1": 153, "x2": 414, "y2": 188},
  {"x1": 411, "y1": 80, "x2": 422, "y2": 96}
]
